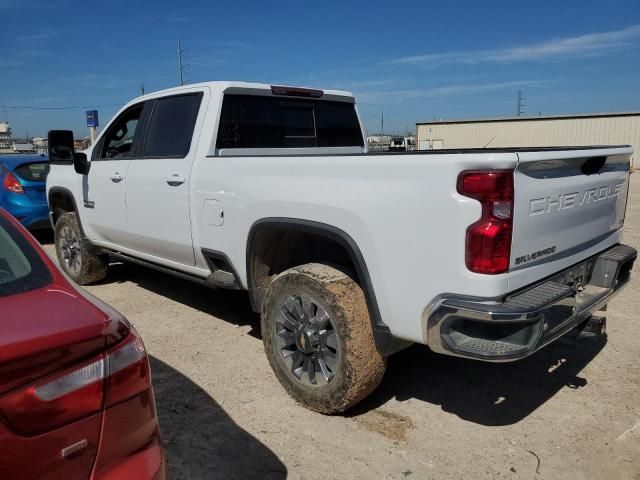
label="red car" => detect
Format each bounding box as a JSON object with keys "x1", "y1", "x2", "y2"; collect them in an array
[{"x1": 0, "y1": 209, "x2": 165, "y2": 479}]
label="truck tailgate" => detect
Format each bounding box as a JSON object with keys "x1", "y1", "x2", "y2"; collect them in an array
[{"x1": 511, "y1": 147, "x2": 632, "y2": 270}]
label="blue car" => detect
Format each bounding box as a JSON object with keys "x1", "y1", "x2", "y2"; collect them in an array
[{"x1": 0, "y1": 154, "x2": 51, "y2": 229}]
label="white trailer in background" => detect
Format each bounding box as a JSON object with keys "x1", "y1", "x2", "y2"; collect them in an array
[{"x1": 12, "y1": 142, "x2": 36, "y2": 153}]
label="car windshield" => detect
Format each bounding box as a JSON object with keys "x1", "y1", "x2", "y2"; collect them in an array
[{"x1": 0, "y1": 214, "x2": 51, "y2": 296}]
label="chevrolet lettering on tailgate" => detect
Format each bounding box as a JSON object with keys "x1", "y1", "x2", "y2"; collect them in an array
[{"x1": 529, "y1": 182, "x2": 624, "y2": 216}]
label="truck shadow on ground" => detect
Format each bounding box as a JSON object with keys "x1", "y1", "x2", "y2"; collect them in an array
[
  {"x1": 103, "y1": 259, "x2": 606, "y2": 428},
  {"x1": 104, "y1": 260, "x2": 263, "y2": 339},
  {"x1": 31, "y1": 228, "x2": 54, "y2": 245},
  {"x1": 353, "y1": 335, "x2": 605, "y2": 426},
  {"x1": 150, "y1": 356, "x2": 287, "y2": 480}
]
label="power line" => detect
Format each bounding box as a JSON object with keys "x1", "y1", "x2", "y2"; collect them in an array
[
  {"x1": 3, "y1": 103, "x2": 124, "y2": 110},
  {"x1": 1, "y1": 64, "x2": 176, "y2": 80},
  {"x1": 0, "y1": 84, "x2": 146, "y2": 93}
]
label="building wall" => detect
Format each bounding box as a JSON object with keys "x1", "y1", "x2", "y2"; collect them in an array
[{"x1": 416, "y1": 114, "x2": 640, "y2": 168}]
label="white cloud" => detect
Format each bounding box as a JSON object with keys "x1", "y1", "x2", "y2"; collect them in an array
[
  {"x1": 358, "y1": 80, "x2": 547, "y2": 103},
  {"x1": 188, "y1": 55, "x2": 225, "y2": 67},
  {"x1": 0, "y1": 0, "x2": 69, "y2": 12},
  {"x1": 16, "y1": 30, "x2": 57, "y2": 43},
  {"x1": 165, "y1": 15, "x2": 190, "y2": 23},
  {"x1": 386, "y1": 24, "x2": 640, "y2": 66}
]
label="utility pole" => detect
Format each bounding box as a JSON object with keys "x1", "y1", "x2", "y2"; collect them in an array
[
  {"x1": 516, "y1": 90, "x2": 525, "y2": 117},
  {"x1": 177, "y1": 37, "x2": 188, "y2": 86},
  {"x1": 381, "y1": 112, "x2": 385, "y2": 151}
]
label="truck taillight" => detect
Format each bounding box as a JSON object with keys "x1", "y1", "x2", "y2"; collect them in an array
[
  {"x1": 0, "y1": 329, "x2": 150, "y2": 435},
  {"x1": 457, "y1": 170, "x2": 514, "y2": 274},
  {"x1": 3, "y1": 172, "x2": 24, "y2": 193}
]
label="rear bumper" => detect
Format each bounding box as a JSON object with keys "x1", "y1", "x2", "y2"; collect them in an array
[
  {"x1": 91, "y1": 389, "x2": 166, "y2": 480},
  {"x1": 426, "y1": 243, "x2": 637, "y2": 362},
  {"x1": 91, "y1": 438, "x2": 165, "y2": 480}
]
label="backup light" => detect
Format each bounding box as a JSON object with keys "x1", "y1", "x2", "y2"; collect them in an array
[{"x1": 35, "y1": 359, "x2": 105, "y2": 401}]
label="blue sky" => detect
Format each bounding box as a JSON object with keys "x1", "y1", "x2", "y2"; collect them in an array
[{"x1": 1, "y1": 0, "x2": 640, "y2": 138}]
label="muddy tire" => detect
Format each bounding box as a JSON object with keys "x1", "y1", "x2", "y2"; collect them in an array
[
  {"x1": 54, "y1": 212, "x2": 108, "y2": 285},
  {"x1": 262, "y1": 263, "x2": 386, "y2": 414}
]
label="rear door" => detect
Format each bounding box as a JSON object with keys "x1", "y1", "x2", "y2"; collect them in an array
[
  {"x1": 82, "y1": 102, "x2": 147, "y2": 245},
  {"x1": 123, "y1": 89, "x2": 206, "y2": 265},
  {"x1": 511, "y1": 147, "x2": 631, "y2": 270}
]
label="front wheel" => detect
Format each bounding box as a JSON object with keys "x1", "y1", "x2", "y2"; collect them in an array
[
  {"x1": 261, "y1": 263, "x2": 386, "y2": 414},
  {"x1": 54, "y1": 212, "x2": 108, "y2": 285}
]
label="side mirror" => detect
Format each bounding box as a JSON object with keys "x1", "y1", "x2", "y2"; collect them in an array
[
  {"x1": 47, "y1": 130, "x2": 75, "y2": 163},
  {"x1": 73, "y1": 153, "x2": 90, "y2": 175}
]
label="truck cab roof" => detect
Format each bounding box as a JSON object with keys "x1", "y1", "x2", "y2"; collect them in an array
[{"x1": 130, "y1": 81, "x2": 355, "y2": 106}]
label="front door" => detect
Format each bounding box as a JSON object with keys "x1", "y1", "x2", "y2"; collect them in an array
[
  {"x1": 81, "y1": 103, "x2": 145, "y2": 246},
  {"x1": 124, "y1": 91, "x2": 205, "y2": 266}
]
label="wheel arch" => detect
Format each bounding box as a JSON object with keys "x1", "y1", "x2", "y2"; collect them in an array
[
  {"x1": 48, "y1": 187, "x2": 91, "y2": 242},
  {"x1": 48, "y1": 187, "x2": 78, "y2": 224},
  {"x1": 246, "y1": 217, "x2": 407, "y2": 355}
]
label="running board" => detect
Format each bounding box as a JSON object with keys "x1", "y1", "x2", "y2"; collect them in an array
[
  {"x1": 107, "y1": 251, "x2": 214, "y2": 288},
  {"x1": 105, "y1": 249, "x2": 243, "y2": 291}
]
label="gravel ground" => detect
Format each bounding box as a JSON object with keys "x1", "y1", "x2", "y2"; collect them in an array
[{"x1": 41, "y1": 175, "x2": 640, "y2": 480}]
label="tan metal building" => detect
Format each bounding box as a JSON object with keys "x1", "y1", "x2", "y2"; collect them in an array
[{"x1": 416, "y1": 112, "x2": 640, "y2": 168}]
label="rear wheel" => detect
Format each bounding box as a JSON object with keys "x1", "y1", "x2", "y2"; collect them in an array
[
  {"x1": 54, "y1": 212, "x2": 108, "y2": 285},
  {"x1": 262, "y1": 263, "x2": 386, "y2": 414}
]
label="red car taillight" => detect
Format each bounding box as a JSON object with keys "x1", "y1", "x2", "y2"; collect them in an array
[
  {"x1": 457, "y1": 170, "x2": 514, "y2": 274},
  {"x1": 104, "y1": 333, "x2": 149, "y2": 406},
  {"x1": 3, "y1": 172, "x2": 24, "y2": 193},
  {"x1": 0, "y1": 329, "x2": 150, "y2": 435}
]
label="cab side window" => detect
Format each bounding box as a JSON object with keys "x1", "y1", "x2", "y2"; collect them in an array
[{"x1": 100, "y1": 104, "x2": 144, "y2": 159}]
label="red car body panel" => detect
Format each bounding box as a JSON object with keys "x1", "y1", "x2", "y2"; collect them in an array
[
  {"x1": 0, "y1": 209, "x2": 165, "y2": 479},
  {"x1": 92, "y1": 390, "x2": 165, "y2": 480},
  {"x1": 0, "y1": 286, "x2": 109, "y2": 396},
  {"x1": 0, "y1": 414, "x2": 103, "y2": 479}
]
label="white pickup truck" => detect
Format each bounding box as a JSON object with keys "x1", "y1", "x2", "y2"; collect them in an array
[{"x1": 46, "y1": 81, "x2": 636, "y2": 413}]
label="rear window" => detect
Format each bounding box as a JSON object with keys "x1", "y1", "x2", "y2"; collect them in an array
[
  {"x1": 14, "y1": 162, "x2": 50, "y2": 182},
  {"x1": 216, "y1": 95, "x2": 364, "y2": 149},
  {"x1": 0, "y1": 215, "x2": 51, "y2": 297}
]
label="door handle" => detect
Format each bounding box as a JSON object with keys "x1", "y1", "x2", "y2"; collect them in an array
[
  {"x1": 110, "y1": 173, "x2": 124, "y2": 183},
  {"x1": 166, "y1": 174, "x2": 186, "y2": 186}
]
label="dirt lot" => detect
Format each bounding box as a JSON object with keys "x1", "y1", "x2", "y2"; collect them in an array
[{"x1": 41, "y1": 175, "x2": 640, "y2": 480}]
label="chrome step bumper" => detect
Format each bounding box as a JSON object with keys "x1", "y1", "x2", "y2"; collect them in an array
[{"x1": 426, "y1": 244, "x2": 637, "y2": 362}]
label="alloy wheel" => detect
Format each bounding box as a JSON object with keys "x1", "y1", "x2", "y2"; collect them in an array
[
  {"x1": 59, "y1": 225, "x2": 81, "y2": 274},
  {"x1": 276, "y1": 295, "x2": 340, "y2": 386}
]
